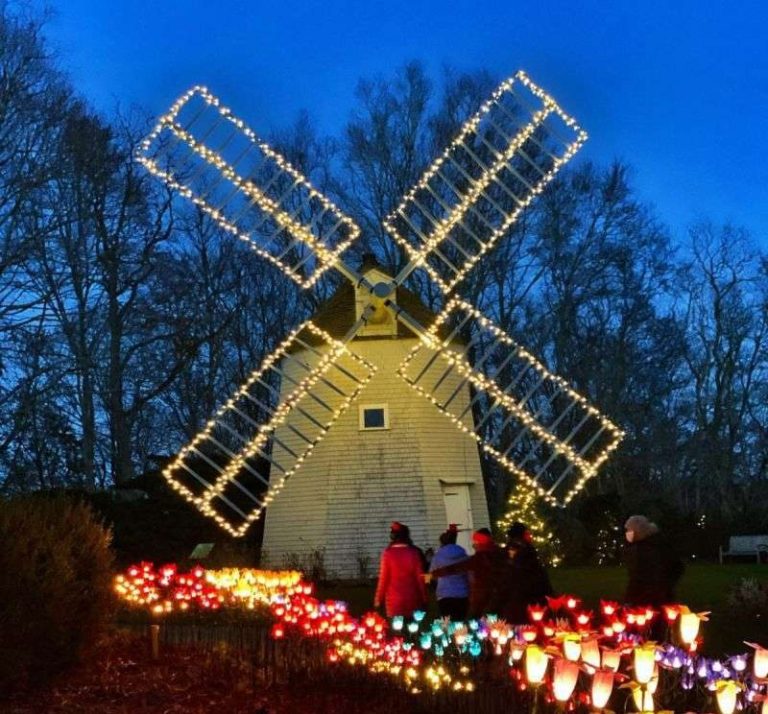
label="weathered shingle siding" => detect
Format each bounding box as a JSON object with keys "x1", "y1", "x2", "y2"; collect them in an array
[{"x1": 262, "y1": 337, "x2": 490, "y2": 579}]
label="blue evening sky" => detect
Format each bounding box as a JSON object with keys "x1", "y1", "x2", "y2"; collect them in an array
[{"x1": 46, "y1": 0, "x2": 768, "y2": 247}]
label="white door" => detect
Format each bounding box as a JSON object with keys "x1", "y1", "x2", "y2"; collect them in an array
[{"x1": 442, "y1": 484, "x2": 474, "y2": 553}]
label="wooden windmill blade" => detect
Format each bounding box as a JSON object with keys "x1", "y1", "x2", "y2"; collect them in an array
[
  {"x1": 383, "y1": 71, "x2": 587, "y2": 294},
  {"x1": 397, "y1": 299, "x2": 623, "y2": 506},
  {"x1": 136, "y1": 87, "x2": 360, "y2": 289},
  {"x1": 162, "y1": 321, "x2": 376, "y2": 537}
]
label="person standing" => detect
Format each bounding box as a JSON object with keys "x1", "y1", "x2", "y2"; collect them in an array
[
  {"x1": 624, "y1": 515, "x2": 684, "y2": 607},
  {"x1": 374, "y1": 522, "x2": 428, "y2": 618},
  {"x1": 429, "y1": 524, "x2": 470, "y2": 620},
  {"x1": 504, "y1": 522, "x2": 554, "y2": 623},
  {"x1": 429, "y1": 528, "x2": 509, "y2": 618}
]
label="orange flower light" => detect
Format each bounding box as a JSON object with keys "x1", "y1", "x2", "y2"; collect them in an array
[
  {"x1": 591, "y1": 669, "x2": 615, "y2": 710},
  {"x1": 581, "y1": 638, "x2": 601, "y2": 668},
  {"x1": 552, "y1": 658, "x2": 580, "y2": 702},
  {"x1": 747, "y1": 642, "x2": 768, "y2": 678},
  {"x1": 601, "y1": 647, "x2": 622, "y2": 672},
  {"x1": 679, "y1": 609, "x2": 709, "y2": 646}
]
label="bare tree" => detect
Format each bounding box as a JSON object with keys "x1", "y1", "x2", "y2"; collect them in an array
[{"x1": 678, "y1": 222, "x2": 768, "y2": 515}]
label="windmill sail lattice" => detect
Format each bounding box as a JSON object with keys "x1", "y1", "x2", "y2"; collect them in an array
[{"x1": 138, "y1": 70, "x2": 623, "y2": 536}]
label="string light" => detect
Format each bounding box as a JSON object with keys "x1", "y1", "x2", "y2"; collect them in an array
[
  {"x1": 383, "y1": 70, "x2": 588, "y2": 294},
  {"x1": 162, "y1": 321, "x2": 376, "y2": 537},
  {"x1": 115, "y1": 563, "x2": 768, "y2": 712},
  {"x1": 136, "y1": 86, "x2": 360, "y2": 289},
  {"x1": 398, "y1": 298, "x2": 623, "y2": 507},
  {"x1": 136, "y1": 71, "x2": 623, "y2": 532}
]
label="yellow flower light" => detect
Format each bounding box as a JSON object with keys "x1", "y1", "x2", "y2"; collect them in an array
[
  {"x1": 525, "y1": 644, "x2": 550, "y2": 684},
  {"x1": 632, "y1": 688, "x2": 654, "y2": 713},
  {"x1": 715, "y1": 680, "x2": 743, "y2": 714},
  {"x1": 747, "y1": 642, "x2": 768, "y2": 678},
  {"x1": 633, "y1": 643, "x2": 657, "y2": 685},
  {"x1": 562, "y1": 633, "x2": 582, "y2": 662}
]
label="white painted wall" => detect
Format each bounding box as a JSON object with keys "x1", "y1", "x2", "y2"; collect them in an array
[{"x1": 262, "y1": 336, "x2": 490, "y2": 579}]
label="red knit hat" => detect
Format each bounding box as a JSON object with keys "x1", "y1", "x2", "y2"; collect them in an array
[
  {"x1": 472, "y1": 530, "x2": 495, "y2": 548},
  {"x1": 390, "y1": 521, "x2": 405, "y2": 533}
]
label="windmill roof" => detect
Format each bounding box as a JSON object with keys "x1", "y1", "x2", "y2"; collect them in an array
[{"x1": 296, "y1": 257, "x2": 454, "y2": 347}]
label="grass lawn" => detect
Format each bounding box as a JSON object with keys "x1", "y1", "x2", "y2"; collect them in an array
[{"x1": 317, "y1": 562, "x2": 768, "y2": 655}]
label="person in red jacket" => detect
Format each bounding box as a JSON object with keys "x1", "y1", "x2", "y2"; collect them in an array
[{"x1": 374, "y1": 522, "x2": 428, "y2": 618}]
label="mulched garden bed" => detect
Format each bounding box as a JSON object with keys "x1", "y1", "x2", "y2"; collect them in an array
[{"x1": 1, "y1": 630, "x2": 421, "y2": 714}]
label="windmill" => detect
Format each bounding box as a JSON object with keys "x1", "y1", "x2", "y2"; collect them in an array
[{"x1": 136, "y1": 71, "x2": 624, "y2": 558}]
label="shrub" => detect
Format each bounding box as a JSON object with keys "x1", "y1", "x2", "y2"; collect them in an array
[
  {"x1": 727, "y1": 577, "x2": 768, "y2": 617},
  {"x1": 0, "y1": 496, "x2": 115, "y2": 692}
]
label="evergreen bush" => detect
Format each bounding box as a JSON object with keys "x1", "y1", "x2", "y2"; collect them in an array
[{"x1": 0, "y1": 496, "x2": 114, "y2": 692}]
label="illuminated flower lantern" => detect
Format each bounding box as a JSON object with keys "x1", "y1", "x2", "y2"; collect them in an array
[
  {"x1": 715, "y1": 680, "x2": 742, "y2": 714},
  {"x1": 633, "y1": 644, "x2": 657, "y2": 685},
  {"x1": 553, "y1": 658, "x2": 580, "y2": 702},
  {"x1": 591, "y1": 669, "x2": 615, "y2": 710},
  {"x1": 562, "y1": 633, "x2": 582, "y2": 662},
  {"x1": 525, "y1": 645, "x2": 550, "y2": 684},
  {"x1": 601, "y1": 648, "x2": 622, "y2": 672},
  {"x1": 135, "y1": 72, "x2": 622, "y2": 571},
  {"x1": 679, "y1": 609, "x2": 709, "y2": 648},
  {"x1": 581, "y1": 638, "x2": 601, "y2": 668},
  {"x1": 632, "y1": 687, "x2": 654, "y2": 713},
  {"x1": 748, "y1": 642, "x2": 768, "y2": 678}
]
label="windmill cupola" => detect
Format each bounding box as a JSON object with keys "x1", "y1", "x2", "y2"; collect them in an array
[{"x1": 355, "y1": 254, "x2": 397, "y2": 337}]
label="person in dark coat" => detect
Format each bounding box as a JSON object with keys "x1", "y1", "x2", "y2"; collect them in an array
[
  {"x1": 623, "y1": 515, "x2": 684, "y2": 607},
  {"x1": 374, "y1": 522, "x2": 428, "y2": 618},
  {"x1": 428, "y1": 528, "x2": 510, "y2": 618},
  {"x1": 503, "y1": 522, "x2": 554, "y2": 623}
]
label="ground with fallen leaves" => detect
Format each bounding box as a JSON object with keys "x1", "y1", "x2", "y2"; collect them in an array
[{"x1": 1, "y1": 631, "x2": 418, "y2": 714}]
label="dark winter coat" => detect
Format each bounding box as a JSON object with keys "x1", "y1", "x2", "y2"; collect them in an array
[
  {"x1": 430, "y1": 545, "x2": 510, "y2": 618},
  {"x1": 503, "y1": 541, "x2": 554, "y2": 623},
  {"x1": 624, "y1": 532, "x2": 684, "y2": 606}
]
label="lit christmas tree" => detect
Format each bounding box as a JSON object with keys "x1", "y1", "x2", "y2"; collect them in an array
[{"x1": 497, "y1": 478, "x2": 562, "y2": 566}]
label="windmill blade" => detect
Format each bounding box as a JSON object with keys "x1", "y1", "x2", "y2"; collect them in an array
[
  {"x1": 137, "y1": 87, "x2": 359, "y2": 289},
  {"x1": 163, "y1": 321, "x2": 376, "y2": 536},
  {"x1": 384, "y1": 71, "x2": 586, "y2": 294},
  {"x1": 397, "y1": 299, "x2": 623, "y2": 506}
]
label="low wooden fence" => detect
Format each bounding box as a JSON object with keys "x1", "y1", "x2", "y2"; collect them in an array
[{"x1": 117, "y1": 621, "x2": 522, "y2": 714}]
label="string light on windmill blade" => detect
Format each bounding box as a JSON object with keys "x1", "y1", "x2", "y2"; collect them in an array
[
  {"x1": 383, "y1": 71, "x2": 587, "y2": 293},
  {"x1": 397, "y1": 297, "x2": 623, "y2": 506},
  {"x1": 161, "y1": 322, "x2": 376, "y2": 536},
  {"x1": 136, "y1": 86, "x2": 360, "y2": 289}
]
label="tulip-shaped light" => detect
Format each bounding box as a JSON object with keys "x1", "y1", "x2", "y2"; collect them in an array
[
  {"x1": 553, "y1": 658, "x2": 580, "y2": 702},
  {"x1": 525, "y1": 645, "x2": 549, "y2": 684},
  {"x1": 591, "y1": 669, "x2": 614, "y2": 710}
]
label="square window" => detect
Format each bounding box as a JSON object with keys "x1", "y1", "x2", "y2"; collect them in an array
[{"x1": 359, "y1": 404, "x2": 389, "y2": 430}]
